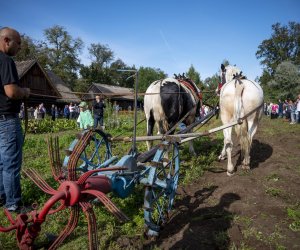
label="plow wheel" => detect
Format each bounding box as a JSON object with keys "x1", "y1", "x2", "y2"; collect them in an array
[
  {"x1": 63, "y1": 129, "x2": 112, "y2": 173},
  {"x1": 143, "y1": 142, "x2": 180, "y2": 236}
]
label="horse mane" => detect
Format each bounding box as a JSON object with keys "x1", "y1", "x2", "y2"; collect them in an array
[
  {"x1": 173, "y1": 73, "x2": 200, "y2": 93},
  {"x1": 233, "y1": 71, "x2": 247, "y2": 80},
  {"x1": 223, "y1": 65, "x2": 242, "y2": 83}
]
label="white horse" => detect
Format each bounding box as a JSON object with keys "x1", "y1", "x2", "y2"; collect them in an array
[{"x1": 218, "y1": 64, "x2": 264, "y2": 176}]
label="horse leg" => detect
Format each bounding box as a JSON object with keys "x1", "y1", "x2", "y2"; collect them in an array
[
  {"x1": 241, "y1": 116, "x2": 259, "y2": 170},
  {"x1": 218, "y1": 143, "x2": 227, "y2": 161},
  {"x1": 222, "y1": 127, "x2": 234, "y2": 176},
  {"x1": 188, "y1": 141, "x2": 196, "y2": 156},
  {"x1": 146, "y1": 114, "x2": 155, "y2": 151},
  {"x1": 218, "y1": 127, "x2": 230, "y2": 161}
]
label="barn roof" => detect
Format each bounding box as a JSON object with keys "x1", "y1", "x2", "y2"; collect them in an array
[
  {"x1": 46, "y1": 70, "x2": 80, "y2": 103},
  {"x1": 15, "y1": 59, "x2": 36, "y2": 78},
  {"x1": 90, "y1": 83, "x2": 134, "y2": 100},
  {"x1": 15, "y1": 59, "x2": 61, "y2": 98}
]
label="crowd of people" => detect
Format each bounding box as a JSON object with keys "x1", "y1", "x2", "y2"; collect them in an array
[
  {"x1": 19, "y1": 96, "x2": 107, "y2": 130},
  {"x1": 264, "y1": 95, "x2": 300, "y2": 124},
  {"x1": 264, "y1": 94, "x2": 300, "y2": 124}
]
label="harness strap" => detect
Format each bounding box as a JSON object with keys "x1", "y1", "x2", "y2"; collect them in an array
[
  {"x1": 178, "y1": 79, "x2": 202, "y2": 100},
  {"x1": 237, "y1": 103, "x2": 263, "y2": 124}
]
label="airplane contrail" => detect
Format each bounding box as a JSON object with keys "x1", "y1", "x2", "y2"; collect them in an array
[{"x1": 159, "y1": 29, "x2": 180, "y2": 68}]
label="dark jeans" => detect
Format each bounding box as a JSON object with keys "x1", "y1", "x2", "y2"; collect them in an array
[
  {"x1": 94, "y1": 115, "x2": 104, "y2": 128},
  {"x1": 0, "y1": 116, "x2": 23, "y2": 207}
]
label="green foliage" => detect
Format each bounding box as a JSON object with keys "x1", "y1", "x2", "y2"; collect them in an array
[
  {"x1": 23, "y1": 118, "x2": 78, "y2": 134},
  {"x1": 79, "y1": 63, "x2": 113, "y2": 85},
  {"x1": 265, "y1": 187, "x2": 282, "y2": 197},
  {"x1": 287, "y1": 204, "x2": 300, "y2": 232},
  {"x1": 138, "y1": 66, "x2": 167, "y2": 92},
  {"x1": 203, "y1": 72, "x2": 220, "y2": 107},
  {"x1": 88, "y1": 43, "x2": 114, "y2": 68},
  {"x1": 181, "y1": 136, "x2": 222, "y2": 184},
  {"x1": 186, "y1": 64, "x2": 203, "y2": 88},
  {"x1": 110, "y1": 59, "x2": 135, "y2": 88},
  {"x1": 267, "y1": 61, "x2": 300, "y2": 100},
  {"x1": 256, "y1": 22, "x2": 300, "y2": 75},
  {"x1": 43, "y1": 25, "x2": 84, "y2": 88}
]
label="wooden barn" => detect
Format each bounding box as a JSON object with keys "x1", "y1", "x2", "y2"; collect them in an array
[
  {"x1": 15, "y1": 59, "x2": 61, "y2": 110},
  {"x1": 15, "y1": 59, "x2": 80, "y2": 112},
  {"x1": 84, "y1": 83, "x2": 135, "y2": 110}
]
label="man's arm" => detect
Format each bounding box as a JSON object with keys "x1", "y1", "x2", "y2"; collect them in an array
[{"x1": 4, "y1": 84, "x2": 30, "y2": 99}]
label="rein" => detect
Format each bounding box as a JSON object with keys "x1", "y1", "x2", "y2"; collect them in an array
[{"x1": 237, "y1": 103, "x2": 263, "y2": 124}]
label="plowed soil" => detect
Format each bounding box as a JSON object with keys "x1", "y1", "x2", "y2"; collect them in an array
[{"x1": 118, "y1": 117, "x2": 300, "y2": 250}]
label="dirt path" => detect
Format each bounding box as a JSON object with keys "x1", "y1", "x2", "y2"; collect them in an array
[{"x1": 131, "y1": 118, "x2": 300, "y2": 250}]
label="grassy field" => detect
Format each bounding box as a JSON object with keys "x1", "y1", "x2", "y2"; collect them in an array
[{"x1": 0, "y1": 112, "x2": 299, "y2": 249}]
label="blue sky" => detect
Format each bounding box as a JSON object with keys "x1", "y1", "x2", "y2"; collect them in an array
[{"x1": 1, "y1": 0, "x2": 299, "y2": 81}]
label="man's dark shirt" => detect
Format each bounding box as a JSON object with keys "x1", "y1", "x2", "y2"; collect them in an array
[
  {"x1": 278, "y1": 102, "x2": 284, "y2": 113},
  {"x1": 0, "y1": 51, "x2": 21, "y2": 114},
  {"x1": 93, "y1": 101, "x2": 105, "y2": 116}
]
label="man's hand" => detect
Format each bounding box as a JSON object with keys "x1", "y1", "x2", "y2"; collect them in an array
[{"x1": 4, "y1": 84, "x2": 30, "y2": 99}]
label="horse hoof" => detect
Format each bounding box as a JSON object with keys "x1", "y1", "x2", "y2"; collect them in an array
[
  {"x1": 242, "y1": 165, "x2": 250, "y2": 170},
  {"x1": 218, "y1": 155, "x2": 226, "y2": 161},
  {"x1": 227, "y1": 171, "x2": 235, "y2": 177}
]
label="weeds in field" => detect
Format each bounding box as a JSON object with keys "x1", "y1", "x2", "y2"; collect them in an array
[
  {"x1": 287, "y1": 203, "x2": 300, "y2": 232},
  {"x1": 266, "y1": 173, "x2": 280, "y2": 182},
  {"x1": 265, "y1": 187, "x2": 282, "y2": 197}
]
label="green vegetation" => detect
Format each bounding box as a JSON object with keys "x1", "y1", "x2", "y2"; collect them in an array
[
  {"x1": 1, "y1": 114, "x2": 300, "y2": 249},
  {"x1": 287, "y1": 204, "x2": 300, "y2": 232},
  {"x1": 1, "y1": 111, "x2": 221, "y2": 249}
]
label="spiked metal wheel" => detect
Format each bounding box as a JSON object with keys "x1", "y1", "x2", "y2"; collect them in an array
[
  {"x1": 63, "y1": 129, "x2": 113, "y2": 174},
  {"x1": 143, "y1": 142, "x2": 180, "y2": 236}
]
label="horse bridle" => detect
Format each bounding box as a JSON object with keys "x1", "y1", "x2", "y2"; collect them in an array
[{"x1": 221, "y1": 68, "x2": 227, "y2": 85}]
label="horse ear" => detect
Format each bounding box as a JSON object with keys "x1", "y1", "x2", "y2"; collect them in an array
[{"x1": 221, "y1": 64, "x2": 225, "y2": 71}]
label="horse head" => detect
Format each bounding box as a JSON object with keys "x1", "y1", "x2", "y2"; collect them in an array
[{"x1": 220, "y1": 64, "x2": 242, "y2": 84}]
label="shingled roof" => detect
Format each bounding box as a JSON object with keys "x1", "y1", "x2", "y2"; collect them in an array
[
  {"x1": 46, "y1": 70, "x2": 80, "y2": 103},
  {"x1": 91, "y1": 83, "x2": 134, "y2": 100},
  {"x1": 15, "y1": 59, "x2": 36, "y2": 78},
  {"x1": 15, "y1": 59, "x2": 61, "y2": 97}
]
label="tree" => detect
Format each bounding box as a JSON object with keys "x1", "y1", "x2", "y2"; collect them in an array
[
  {"x1": 256, "y1": 22, "x2": 300, "y2": 75},
  {"x1": 138, "y1": 67, "x2": 166, "y2": 92},
  {"x1": 14, "y1": 34, "x2": 48, "y2": 67},
  {"x1": 110, "y1": 59, "x2": 135, "y2": 88},
  {"x1": 88, "y1": 43, "x2": 114, "y2": 69},
  {"x1": 186, "y1": 64, "x2": 203, "y2": 88},
  {"x1": 267, "y1": 61, "x2": 300, "y2": 100},
  {"x1": 203, "y1": 74, "x2": 220, "y2": 107},
  {"x1": 43, "y1": 25, "x2": 84, "y2": 88},
  {"x1": 79, "y1": 63, "x2": 113, "y2": 85},
  {"x1": 14, "y1": 34, "x2": 37, "y2": 61}
]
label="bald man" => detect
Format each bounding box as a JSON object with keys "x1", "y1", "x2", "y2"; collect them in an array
[{"x1": 0, "y1": 27, "x2": 30, "y2": 212}]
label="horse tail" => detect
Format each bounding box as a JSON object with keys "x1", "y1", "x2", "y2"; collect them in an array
[{"x1": 234, "y1": 79, "x2": 250, "y2": 157}]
